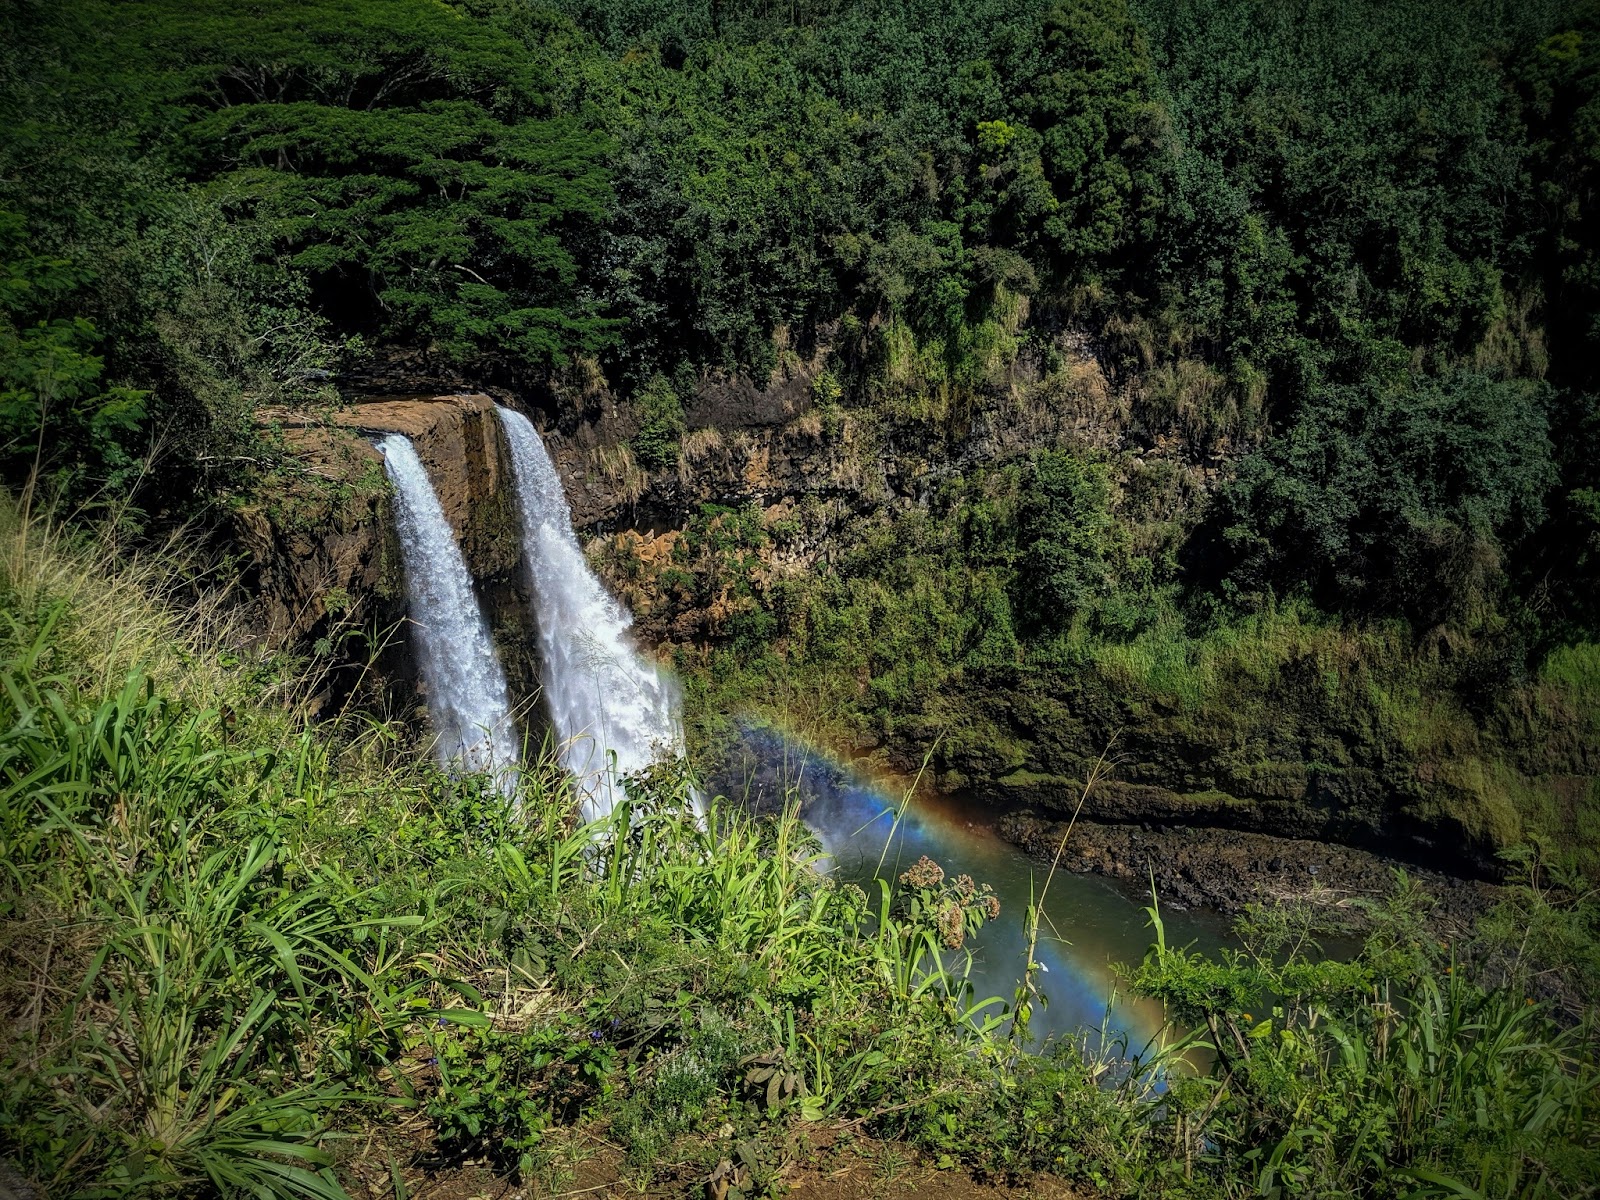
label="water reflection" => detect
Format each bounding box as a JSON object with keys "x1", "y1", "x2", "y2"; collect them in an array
[{"x1": 718, "y1": 724, "x2": 1235, "y2": 1048}]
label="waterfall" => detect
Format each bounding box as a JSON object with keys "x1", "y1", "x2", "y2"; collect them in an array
[
  {"x1": 497, "y1": 406, "x2": 688, "y2": 821},
  {"x1": 379, "y1": 434, "x2": 519, "y2": 782}
]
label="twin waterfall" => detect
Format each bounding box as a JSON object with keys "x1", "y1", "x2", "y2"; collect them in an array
[{"x1": 379, "y1": 413, "x2": 685, "y2": 819}]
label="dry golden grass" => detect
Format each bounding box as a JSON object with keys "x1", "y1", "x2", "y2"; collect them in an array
[
  {"x1": 784, "y1": 408, "x2": 824, "y2": 439},
  {"x1": 585, "y1": 443, "x2": 648, "y2": 506},
  {"x1": 680, "y1": 425, "x2": 726, "y2": 463},
  {"x1": 1139, "y1": 358, "x2": 1229, "y2": 440},
  {"x1": 0, "y1": 495, "x2": 240, "y2": 703}
]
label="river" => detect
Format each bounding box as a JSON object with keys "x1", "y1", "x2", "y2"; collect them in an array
[{"x1": 717, "y1": 724, "x2": 1236, "y2": 1050}]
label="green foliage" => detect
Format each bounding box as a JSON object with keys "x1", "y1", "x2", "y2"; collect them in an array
[
  {"x1": 609, "y1": 1015, "x2": 746, "y2": 1166},
  {"x1": 0, "y1": 33, "x2": 351, "y2": 514},
  {"x1": 1479, "y1": 837, "x2": 1600, "y2": 1013},
  {"x1": 629, "y1": 373, "x2": 685, "y2": 469},
  {"x1": 1209, "y1": 371, "x2": 1557, "y2": 625},
  {"x1": 1016, "y1": 451, "x2": 1116, "y2": 635},
  {"x1": 1124, "y1": 888, "x2": 1600, "y2": 1196},
  {"x1": 1517, "y1": 3, "x2": 1600, "y2": 387},
  {"x1": 1028, "y1": 0, "x2": 1162, "y2": 270},
  {"x1": 0, "y1": 211, "x2": 146, "y2": 496},
  {"x1": 0, "y1": 655, "x2": 424, "y2": 1197},
  {"x1": 426, "y1": 1018, "x2": 617, "y2": 1175},
  {"x1": 86, "y1": 0, "x2": 615, "y2": 364},
  {"x1": 1134, "y1": 0, "x2": 1536, "y2": 361}
]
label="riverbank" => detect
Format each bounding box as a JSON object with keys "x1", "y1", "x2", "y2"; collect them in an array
[
  {"x1": 710, "y1": 725, "x2": 1496, "y2": 940},
  {"x1": 995, "y1": 812, "x2": 1496, "y2": 939}
]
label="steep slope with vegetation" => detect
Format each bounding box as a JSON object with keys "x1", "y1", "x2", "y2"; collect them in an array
[
  {"x1": 553, "y1": 0, "x2": 1600, "y2": 873},
  {"x1": 2, "y1": 496, "x2": 1598, "y2": 1199}
]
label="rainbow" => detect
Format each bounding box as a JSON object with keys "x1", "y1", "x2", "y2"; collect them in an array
[{"x1": 710, "y1": 717, "x2": 1229, "y2": 1051}]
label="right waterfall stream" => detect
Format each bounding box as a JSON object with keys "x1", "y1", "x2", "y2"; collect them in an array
[{"x1": 498, "y1": 406, "x2": 689, "y2": 822}]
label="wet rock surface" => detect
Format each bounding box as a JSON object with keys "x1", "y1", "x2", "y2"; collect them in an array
[
  {"x1": 234, "y1": 417, "x2": 397, "y2": 649},
  {"x1": 995, "y1": 811, "x2": 1495, "y2": 939}
]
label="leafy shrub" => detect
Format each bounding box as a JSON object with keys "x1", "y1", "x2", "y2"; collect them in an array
[
  {"x1": 1207, "y1": 371, "x2": 1556, "y2": 625},
  {"x1": 1014, "y1": 451, "x2": 1116, "y2": 635},
  {"x1": 630, "y1": 374, "x2": 686, "y2": 470},
  {"x1": 426, "y1": 1018, "x2": 618, "y2": 1175},
  {"x1": 0, "y1": 211, "x2": 146, "y2": 499}
]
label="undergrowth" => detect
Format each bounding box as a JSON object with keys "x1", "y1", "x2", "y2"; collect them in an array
[{"x1": 2, "y1": 501, "x2": 1598, "y2": 1198}]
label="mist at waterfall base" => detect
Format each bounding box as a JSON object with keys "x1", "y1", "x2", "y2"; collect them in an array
[
  {"x1": 718, "y1": 725, "x2": 1235, "y2": 1048},
  {"x1": 378, "y1": 434, "x2": 520, "y2": 780},
  {"x1": 497, "y1": 406, "x2": 691, "y2": 822}
]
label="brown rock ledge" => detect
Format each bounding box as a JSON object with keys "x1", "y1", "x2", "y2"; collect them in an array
[{"x1": 236, "y1": 394, "x2": 521, "y2": 647}]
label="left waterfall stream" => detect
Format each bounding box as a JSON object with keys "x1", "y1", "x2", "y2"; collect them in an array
[{"x1": 380, "y1": 432, "x2": 520, "y2": 784}]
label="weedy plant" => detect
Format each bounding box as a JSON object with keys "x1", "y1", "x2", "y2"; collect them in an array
[{"x1": 1124, "y1": 890, "x2": 1600, "y2": 1196}]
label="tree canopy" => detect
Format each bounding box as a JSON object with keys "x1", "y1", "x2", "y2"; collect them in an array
[{"x1": 2, "y1": 0, "x2": 1597, "y2": 648}]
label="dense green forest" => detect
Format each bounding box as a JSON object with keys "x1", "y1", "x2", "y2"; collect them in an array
[
  {"x1": 4, "y1": 0, "x2": 1600, "y2": 1196},
  {"x1": 9, "y1": 0, "x2": 1600, "y2": 620}
]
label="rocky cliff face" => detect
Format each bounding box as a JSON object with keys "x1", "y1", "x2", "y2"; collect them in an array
[
  {"x1": 247, "y1": 351, "x2": 1594, "y2": 881},
  {"x1": 236, "y1": 394, "x2": 540, "y2": 719},
  {"x1": 335, "y1": 395, "x2": 522, "y2": 580},
  {"x1": 533, "y1": 346, "x2": 1592, "y2": 880}
]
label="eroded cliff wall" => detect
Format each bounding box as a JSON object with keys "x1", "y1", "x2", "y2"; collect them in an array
[
  {"x1": 538, "y1": 346, "x2": 1596, "y2": 880},
  {"x1": 246, "y1": 357, "x2": 1596, "y2": 881},
  {"x1": 236, "y1": 394, "x2": 540, "y2": 721}
]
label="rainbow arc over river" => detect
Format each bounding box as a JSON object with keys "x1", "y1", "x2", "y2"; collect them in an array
[{"x1": 716, "y1": 721, "x2": 1231, "y2": 1047}]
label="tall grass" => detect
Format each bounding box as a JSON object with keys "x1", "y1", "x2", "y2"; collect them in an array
[
  {"x1": 0, "y1": 499, "x2": 241, "y2": 703},
  {"x1": 0, "y1": 497, "x2": 1010, "y2": 1194},
  {"x1": 3, "y1": 495, "x2": 1597, "y2": 1198},
  {"x1": 1130, "y1": 890, "x2": 1600, "y2": 1197},
  {"x1": 1540, "y1": 642, "x2": 1600, "y2": 695}
]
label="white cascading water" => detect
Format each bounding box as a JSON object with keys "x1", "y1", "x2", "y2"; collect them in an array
[
  {"x1": 379, "y1": 434, "x2": 519, "y2": 783},
  {"x1": 496, "y1": 406, "x2": 689, "y2": 821}
]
